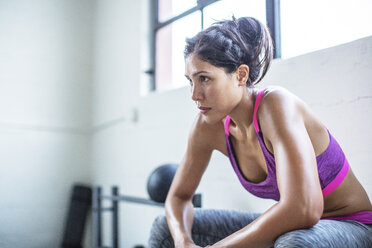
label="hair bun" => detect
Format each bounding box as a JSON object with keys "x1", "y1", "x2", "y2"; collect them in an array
[{"x1": 185, "y1": 16, "x2": 273, "y2": 86}]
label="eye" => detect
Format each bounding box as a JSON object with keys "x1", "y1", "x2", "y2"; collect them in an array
[
  {"x1": 185, "y1": 76, "x2": 193, "y2": 86},
  {"x1": 200, "y1": 75, "x2": 210, "y2": 82},
  {"x1": 188, "y1": 78, "x2": 193, "y2": 86}
]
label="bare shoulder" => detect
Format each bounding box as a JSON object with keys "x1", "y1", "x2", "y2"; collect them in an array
[
  {"x1": 261, "y1": 86, "x2": 323, "y2": 128},
  {"x1": 168, "y1": 115, "x2": 226, "y2": 199},
  {"x1": 260, "y1": 86, "x2": 303, "y2": 120},
  {"x1": 189, "y1": 113, "x2": 226, "y2": 153},
  {"x1": 258, "y1": 86, "x2": 329, "y2": 155},
  {"x1": 262, "y1": 86, "x2": 300, "y2": 106},
  {"x1": 258, "y1": 86, "x2": 306, "y2": 140}
]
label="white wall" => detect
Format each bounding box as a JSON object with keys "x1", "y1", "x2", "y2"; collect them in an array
[
  {"x1": 90, "y1": 1, "x2": 372, "y2": 248},
  {"x1": 90, "y1": 0, "x2": 156, "y2": 246},
  {"x1": 1, "y1": 1, "x2": 370, "y2": 248},
  {"x1": 0, "y1": 1, "x2": 93, "y2": 247},
  {"x1": 262, "y1": 37, "x2": 372, "y2": 196}
]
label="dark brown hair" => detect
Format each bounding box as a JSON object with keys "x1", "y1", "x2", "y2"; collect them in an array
[{"x1": 184, "y1": 16, "x2": 273, "y2": 86}]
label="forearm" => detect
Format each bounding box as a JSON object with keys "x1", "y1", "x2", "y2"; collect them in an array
[
  {"x1": 212, "y1": 201, "x2": 320, "y2": 248},
  {"x1": 165, "y1": 195, "x2": 195, "y2": 246}
]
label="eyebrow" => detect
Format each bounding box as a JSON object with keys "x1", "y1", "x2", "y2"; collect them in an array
[{"x1": 185, "y1": 70, "x2": 209, "y2": 78}]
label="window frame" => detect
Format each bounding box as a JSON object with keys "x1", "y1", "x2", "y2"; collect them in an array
[{"x1": 148, "y1": 0, "x2": 281, "y2": 91}]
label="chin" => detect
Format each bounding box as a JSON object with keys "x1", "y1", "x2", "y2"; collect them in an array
[{"x1": 201, "y1": 114, "x2": 222, "y2": 125}]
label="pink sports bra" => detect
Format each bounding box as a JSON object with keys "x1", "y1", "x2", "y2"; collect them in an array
[{"x1": 224, "y1": 89, "x2": 372, "y2": 224}]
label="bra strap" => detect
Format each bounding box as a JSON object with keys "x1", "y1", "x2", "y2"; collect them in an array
[
  {"x1": 224, "y1": 115, "x2": 231, "y2": 135},
  {"x1": 253, "y1": 90, "x2": 265, "y2": 132}
]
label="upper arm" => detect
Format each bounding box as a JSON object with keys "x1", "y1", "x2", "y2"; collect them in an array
[
  {"x1": 167, "y1": 114, "x2": 222, "y2": 200},
  {"x1": 260, "y1": 89, "x2": 323, "y2": 212}
]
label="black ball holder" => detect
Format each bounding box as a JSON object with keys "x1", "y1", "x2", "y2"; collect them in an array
[{"x1": 92, "y1": 186, "x2": 202, "y2": 248}]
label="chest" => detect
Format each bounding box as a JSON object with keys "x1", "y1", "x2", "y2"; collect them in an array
[{"x1": 229, "y1": 132, "x2": 271, "y2": 183}]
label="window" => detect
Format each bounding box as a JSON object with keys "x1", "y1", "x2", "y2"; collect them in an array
[
  {"x1": 147, "y1": 0, "x2": 278, "y2": 93},
  {"x1": 158, "y1": 0, "x2": 196, "y2": 23},
  {"x1": 148, "y1": 0, "x2": 372, "y2": 93},
  {"x1": 281, "y1": 0, "x2": 372, "y2": 58},
  {"x1": 155, "y1": 11, "x2": 201, "y2": 92},
  {"x1": 203, "y1": 0, "x2": 266, "y2": 28}
]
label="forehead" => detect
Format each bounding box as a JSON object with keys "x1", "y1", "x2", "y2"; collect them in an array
[{"x1": 185, "y1": 54, "x2": 217, "y2": 75}]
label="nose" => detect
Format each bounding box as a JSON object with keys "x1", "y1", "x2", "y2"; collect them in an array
[{"x1": 191, "y1": 83, "x2": 202, "y2": 102}]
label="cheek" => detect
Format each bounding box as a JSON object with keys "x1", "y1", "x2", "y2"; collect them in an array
[
  {"x1": 207, "y1": 87, "x2": 223, "y2": 102},
  {"x1": 218, "y1": 83, "x2": 242, "y2": 108},
  {"x1": 207, "y1": 87, "x2": 232, "y2": 110}
]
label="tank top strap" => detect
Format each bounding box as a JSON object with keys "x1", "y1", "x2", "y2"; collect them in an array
[
  {"x1": 224, "y1": 115, "x2": 231, "y2": 135},
  {"x1": 253, "y1": 90, "x2": 265, "y2": 132}
]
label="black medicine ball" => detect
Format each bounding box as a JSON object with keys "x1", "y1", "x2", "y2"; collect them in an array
[{"x1": 147, "y1": 163, "x2": 178, "y2": 203}]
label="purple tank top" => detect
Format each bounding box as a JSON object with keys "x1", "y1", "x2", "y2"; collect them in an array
[
  {"x1": 224, "y1": 90, "x2": 349, "y2": 201},
  {"x1": 224, "y1": 89, "x2": 372, "y2": 224}
]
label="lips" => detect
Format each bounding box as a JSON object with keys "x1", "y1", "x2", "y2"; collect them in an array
[{"x1": 198, "y1": 106, "x2": 212, "y2": 114}]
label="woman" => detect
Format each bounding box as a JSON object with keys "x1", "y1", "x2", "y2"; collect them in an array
[{"x1": 149, "y1": 17, "x2": 372, "y2": 248}]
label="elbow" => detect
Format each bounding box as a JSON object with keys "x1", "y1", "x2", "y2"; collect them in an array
[
  {"x1": 302, "y1": 207, "x2": 322, "y2": 228},
  {"x1": 304, "y1": 193, "x2": 324, "y2": 228},
  {"x1": 282, "y1": 195, "x2": 323, "y2": 229},
  {"x1": 300, "y1": 200, "x2": 323, "y2": 228}
]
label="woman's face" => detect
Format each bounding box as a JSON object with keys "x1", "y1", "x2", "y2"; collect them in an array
[{"x1": 185, "y1": 54, "x2": 245, "y2": 124}]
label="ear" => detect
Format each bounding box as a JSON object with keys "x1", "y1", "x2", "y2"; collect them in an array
[{"x1": 235, "y1": 64, "x2": 249, "y2": 86}]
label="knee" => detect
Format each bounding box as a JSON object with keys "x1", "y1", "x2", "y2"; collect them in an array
[
  {"x1": 148, "y1": 215, "x2": 174, "y2": 248},
  {"x1": 274, "y1": 230, "x2": 313, "y2": 248},
  {"x1": 151, "y1": 215, "x2": 168, "y2": 231}
]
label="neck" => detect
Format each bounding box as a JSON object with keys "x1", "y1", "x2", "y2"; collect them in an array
[{"x1": 228, "y1": 87, "x2": 258, "y2": 140}]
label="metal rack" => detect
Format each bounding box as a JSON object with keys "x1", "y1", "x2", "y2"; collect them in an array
[{"x1": 92, "y1": 186, "x2": 202, "y2": 248}]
